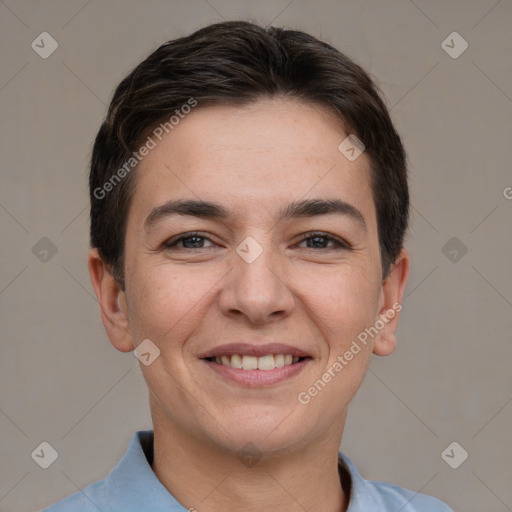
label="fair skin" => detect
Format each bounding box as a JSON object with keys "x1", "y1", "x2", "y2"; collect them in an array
[{"x1": 89, "y1": 97, "x2": 409, "y2": 512}]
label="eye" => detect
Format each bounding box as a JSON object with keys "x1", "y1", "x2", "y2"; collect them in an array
[
  {"x1": 161, "y1": 231, "x2": 352, "y2": 252},
  {"x1": 162, "y1": 232, "x2": 215, "y2": 250},
  {"x1": 296, "y1": 232, "x2": 351, "y2": 251}
]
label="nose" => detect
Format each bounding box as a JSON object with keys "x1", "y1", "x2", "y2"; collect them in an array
[{"x1": 218, "y1": 240, "x2": 295, "y2": 326}]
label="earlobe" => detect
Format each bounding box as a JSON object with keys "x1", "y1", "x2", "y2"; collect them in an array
[
  {"x1": 372, "y1": 330, "x2": 397, "y2": 357},
  {"x1": 88, "y1": 248, "x2": 134, "y2": 353},
  {"x1": 372, "y1": 248, "x2": 410, "y2": 357}
]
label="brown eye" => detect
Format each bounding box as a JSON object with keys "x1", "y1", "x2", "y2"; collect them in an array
[
  {"x1": 297, "y1": 232, "x2": 351, "y2": 250},
  {"x1": 163, "y1": 232, "x2": 215, "y2": 250}
]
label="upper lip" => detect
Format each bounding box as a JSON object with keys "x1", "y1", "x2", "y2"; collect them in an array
[{"x1": 199, "y1": 343, "x2": 312, "y2": 359}]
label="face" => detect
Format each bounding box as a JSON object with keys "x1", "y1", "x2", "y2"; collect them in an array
[{"x1": 90, "y1": 97, "x2": 409, "y2": 456}]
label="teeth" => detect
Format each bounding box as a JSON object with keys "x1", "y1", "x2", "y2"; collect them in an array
[
  {"x1": 257, "y1": 355, "x2": 275, "y2": 370},
  {"x1": 242, "y1": 355, "x2": 258, "y2": 370},
  {"x1": 231, "y1": 354, "x2": 243, "y2": 368},
  {"x1": 211, "y1": 354, "x2": 302, "y2": 370}
]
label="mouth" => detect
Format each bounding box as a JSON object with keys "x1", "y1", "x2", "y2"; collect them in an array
[
  {"x1": 204, "y1": 353, "x2": 310, "y2": 370},
  {"x1": 200, "y1": 343, "x2": 313, "y2": 387}
]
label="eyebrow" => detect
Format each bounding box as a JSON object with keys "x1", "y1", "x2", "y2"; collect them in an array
[{"x1": 144, "y1": 198, "x2": 367, "y2": 232}]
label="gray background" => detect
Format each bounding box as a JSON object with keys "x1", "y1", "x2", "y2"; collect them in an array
[{"x1": 1, "y1": 1, "x2": 511, "y2": 511}]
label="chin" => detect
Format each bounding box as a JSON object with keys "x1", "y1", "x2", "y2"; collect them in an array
[{"x1": 209, "y1": 406, "x2": 309, "y2": 453}]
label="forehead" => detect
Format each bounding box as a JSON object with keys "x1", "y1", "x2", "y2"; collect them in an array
[{"x1": 130, "y1": 97, "x2": 375, "y2": 228}]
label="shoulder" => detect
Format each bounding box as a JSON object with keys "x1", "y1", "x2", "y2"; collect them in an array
[
  {"x1": 42, "y1": 479, "x2": 107, "y2": 512},
  {"x1": 367, "y1": 480, "x2": 454, "y2": 512},
  {"x1": 339, "y1": 452, "x2": 453, "y2": 512}
]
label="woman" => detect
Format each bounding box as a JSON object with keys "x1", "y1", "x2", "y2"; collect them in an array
[{"x1": 45, "y1": 20, "x2": 453, "y2": 512}]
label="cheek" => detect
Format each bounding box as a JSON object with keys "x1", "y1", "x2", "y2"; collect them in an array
[
  {"x1": 307, "y1": 262, "x2": 381, "y2": 351},
  {"x1": 300, "y1": 266, "x2": 379, "y2": 416},
  {"x1": 126, "y1": 262, "x2": 220, "y2": 343}
]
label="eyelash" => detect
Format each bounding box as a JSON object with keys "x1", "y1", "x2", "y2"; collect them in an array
[{"x1": 162, "y1": 231, "x2": 351, "y2": 251}]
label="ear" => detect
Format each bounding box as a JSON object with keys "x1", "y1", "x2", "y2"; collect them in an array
[
  {"x1": 372, "y1": 248, "x2": 410, "y2": 357},
  {"x1": 88, "y1": 248, "x2": 134, "y2": 353}
]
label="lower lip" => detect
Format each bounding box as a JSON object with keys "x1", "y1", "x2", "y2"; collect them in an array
[{"x1": 203, "y1": 359, "x2": 311, "y2": 387}]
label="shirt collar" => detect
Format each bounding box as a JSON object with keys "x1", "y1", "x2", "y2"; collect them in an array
[
  {"x1": 106, "y1": 430, "x2": 380, "y2": 511},
  {"x1": 106, "y1": 430, "x2": 186, "y2": 511},
  {"x1": 339, "y1": 452, "x2": 383, "y2": 511}
]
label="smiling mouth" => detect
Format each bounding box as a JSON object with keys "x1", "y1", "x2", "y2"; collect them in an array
[{"x1": 204, "y1": 354, "x2": 311, "y2": 371}]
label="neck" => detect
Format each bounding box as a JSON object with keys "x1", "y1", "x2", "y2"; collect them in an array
[{"x1": 149, "y1": 406, "x2": 349, "y2": 512}]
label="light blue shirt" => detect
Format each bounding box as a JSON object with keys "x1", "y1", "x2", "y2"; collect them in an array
[{"x1": 43, "y1": 430, "x2": 453, "y2": 511}]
